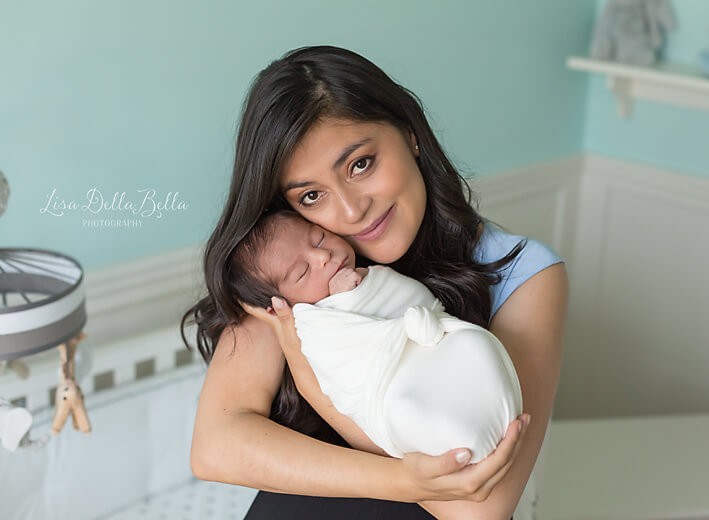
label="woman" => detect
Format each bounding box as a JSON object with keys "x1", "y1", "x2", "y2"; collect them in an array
[{"x1": 182, "y1": 45, "x2": 568, "y2": 519}]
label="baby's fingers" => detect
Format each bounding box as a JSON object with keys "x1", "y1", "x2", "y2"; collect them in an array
[{"x1": 240, "y1": 300, "x2": 273, "y2": 322}]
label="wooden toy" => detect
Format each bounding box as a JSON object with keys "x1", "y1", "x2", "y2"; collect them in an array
[{"x1": 51, "y1": 331, "x2": 91, "y2": 434}]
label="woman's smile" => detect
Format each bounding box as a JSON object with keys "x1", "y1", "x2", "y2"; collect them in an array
[{"x1": 351, "y1": 205, "x2": 396, "y2": 242}]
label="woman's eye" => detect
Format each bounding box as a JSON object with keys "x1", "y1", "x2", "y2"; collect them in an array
[
  {"x1": 299, "y1": 190, "x2": 322, "y2": 207},
  {"x1": 351, "y1": 156, "x2": 373, "y2": 176}
]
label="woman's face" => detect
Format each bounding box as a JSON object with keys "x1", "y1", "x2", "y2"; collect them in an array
[{"x1": 279, "y1": 119, "x2": 427, "y2": 264}]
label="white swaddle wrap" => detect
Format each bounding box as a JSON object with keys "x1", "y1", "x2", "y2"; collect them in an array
[{"x1": 292, "y1": 265, "x2": 522, "y2": 463}]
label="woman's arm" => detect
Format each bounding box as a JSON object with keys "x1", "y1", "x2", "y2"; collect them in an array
[
  {"x1": 190, "y1": 312, "x2": 527, "y2": 503},
  {"x1": 419, "y1": 262, "x2": 569, "y2": 519},
  {"x1": 190, "y1": 316, "x2": 395, "y2": 496}
]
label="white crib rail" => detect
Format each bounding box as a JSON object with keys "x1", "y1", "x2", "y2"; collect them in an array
[{"x1": 0, "y1": 325, "x2": 199, "y2": 413}]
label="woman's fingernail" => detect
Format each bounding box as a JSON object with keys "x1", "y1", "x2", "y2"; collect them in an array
[
  {"x1": 455, "y1": 450, "x2": 471, "y2": 464},
  {"x1": 271, "y1": 297, "x2": 285, "y2": 310}
]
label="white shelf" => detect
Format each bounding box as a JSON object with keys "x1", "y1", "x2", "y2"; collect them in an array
[{"x1": 567, "y1": 55, "x2": 709, "y2": 117}]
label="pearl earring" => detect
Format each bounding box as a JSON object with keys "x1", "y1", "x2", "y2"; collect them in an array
[{"x1": 415, "y1": 144, "x2": 419, "y2": 152}]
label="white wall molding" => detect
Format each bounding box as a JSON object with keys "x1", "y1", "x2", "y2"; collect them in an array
[{"x1": 83, "y1": 245, "x2": 204, "y2": 346}]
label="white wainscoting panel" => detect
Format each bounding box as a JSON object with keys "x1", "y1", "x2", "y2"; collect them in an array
[
  {"x1": 471, "y1": 153, "x2": 709, "y2": 419},
  {"x1": 557, "y1": 154, "x2": 709, "y2": 418}
]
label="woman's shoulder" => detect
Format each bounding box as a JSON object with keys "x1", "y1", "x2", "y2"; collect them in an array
[
  {"x1": 211, "y1": 316, "x2": 281, "y2": 365},
  {"x1": 474, "y1": 219, "x2": 565, "y2": 321},
  {"x1": 203, "y1": 317, "x2": 285, "y2": 413}
]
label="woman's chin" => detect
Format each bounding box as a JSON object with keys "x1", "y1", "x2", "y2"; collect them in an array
[{"x1": 356, "y1": 244, "x2": 406, "y2": 265}]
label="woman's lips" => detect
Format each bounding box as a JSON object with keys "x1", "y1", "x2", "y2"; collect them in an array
[{"x1": 352, "y1": 206, "x2": 395, "y2": 242}]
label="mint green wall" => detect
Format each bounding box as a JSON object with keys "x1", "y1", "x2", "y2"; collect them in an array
[
  {"x1": 0, "y1": 1, "x2": 594, "y2": 270},
  {"x1": 584, "y1": 0, "x2": 709, "y2": 179}
]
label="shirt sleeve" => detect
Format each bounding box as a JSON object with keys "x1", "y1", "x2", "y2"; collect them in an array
[{"x1": 473, "y1": 220, "x2": 565, "y2": 322}]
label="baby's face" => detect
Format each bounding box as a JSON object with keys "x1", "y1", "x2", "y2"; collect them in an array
[{"x1": 261, "y1": 218, "x2": 356, "y2": 304}]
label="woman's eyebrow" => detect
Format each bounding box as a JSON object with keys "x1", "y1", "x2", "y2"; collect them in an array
[
  {"x1": 332, "y1": 138, "x2": 372, "y2": 171},
  {"x1": 283, "y1": 180, "x2": 312, "y2": 192}
]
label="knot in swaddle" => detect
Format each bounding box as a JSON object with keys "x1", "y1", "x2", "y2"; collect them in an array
[{"x1": 403, "y1": 305, "x2": 445, "y2": 347}]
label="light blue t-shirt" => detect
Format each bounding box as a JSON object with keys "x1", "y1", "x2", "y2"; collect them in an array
[{"x1": 474, "y1": 220, "x2": 565, "y2": 322}]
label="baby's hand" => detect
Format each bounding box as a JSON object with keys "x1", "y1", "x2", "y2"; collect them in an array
[{"x1": 329, "y1": 267, "x2": 366, "y2": 295}]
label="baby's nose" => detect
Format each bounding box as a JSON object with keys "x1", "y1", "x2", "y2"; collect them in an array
[{"x1": 312, "y1": 247, "x2": 332, "y2": 265}]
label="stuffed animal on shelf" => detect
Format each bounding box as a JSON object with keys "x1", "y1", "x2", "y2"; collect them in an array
[
  {"x1": 591, "y1": 0, "x2": 677, "y2": 67},
  {"x1": 51, "y1": 331, "x2": 91, "y2": 434}
]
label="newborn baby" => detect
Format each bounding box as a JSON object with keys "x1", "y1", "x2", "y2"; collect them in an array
[{"x1": 234, "y1": 210, "x2": 522, "y2": 463}]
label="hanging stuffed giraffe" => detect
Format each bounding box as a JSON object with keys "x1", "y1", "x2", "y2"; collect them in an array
[{"x1": 51, "y1": 331, "x2": 91, "y2": 434}]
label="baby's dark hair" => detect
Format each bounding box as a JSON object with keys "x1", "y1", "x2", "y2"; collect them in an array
[{"x1": 230, "y1": 210, "x2": 302, "y2": 309}]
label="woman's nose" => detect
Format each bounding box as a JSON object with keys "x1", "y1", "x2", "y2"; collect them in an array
[{"x1": 335, "y1": 188, "x2": 370, "y2": 224}]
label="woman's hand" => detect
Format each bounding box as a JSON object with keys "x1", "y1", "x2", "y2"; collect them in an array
[
  {"x1": 241, "y1": 297, "x2": 301, "y2": 358},
  {"x1": 403, "y1": 414, "x2": 531, "y2": 502}
]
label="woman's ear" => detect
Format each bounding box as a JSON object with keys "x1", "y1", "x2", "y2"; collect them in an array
[{"x1": 407, "y1": 129, "x2": 419, "y2": 157}]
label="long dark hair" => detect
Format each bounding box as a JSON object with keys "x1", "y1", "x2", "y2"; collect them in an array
[{"x1": 181, "y1": 45, "x2": 524, "y2": 445}]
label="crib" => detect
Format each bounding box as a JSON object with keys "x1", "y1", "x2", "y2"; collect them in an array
[{"x1": 0, "y1": 327, "x2": 257, "y2": 520}]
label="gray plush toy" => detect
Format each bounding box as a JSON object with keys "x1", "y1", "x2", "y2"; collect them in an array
[
  {"x1": 0, "y1": 170, "x2": 8, "y2": 218},
  {"x1": 591, "y1": 0, "x2": 677, "y2": 66}
]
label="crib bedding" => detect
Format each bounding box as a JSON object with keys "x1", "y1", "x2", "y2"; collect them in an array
[
  {"x1": 0, "y1": 361, "x2": 253, "y2": 520},
  {"x1": 102, "y1": 478, "x2": 258, "y2": 520}
]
